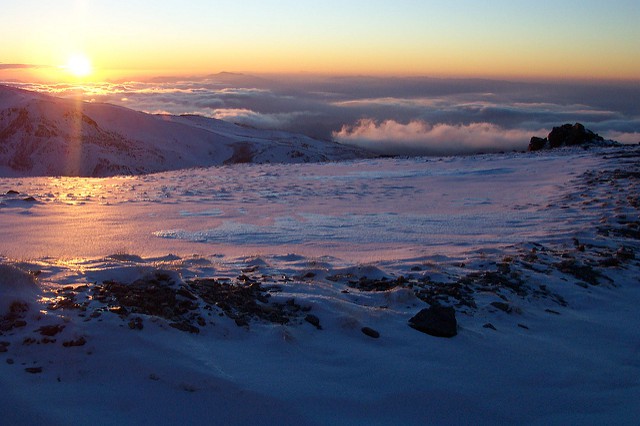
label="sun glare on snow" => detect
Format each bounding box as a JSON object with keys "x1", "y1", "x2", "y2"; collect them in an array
[{"x1": 65, "y1": 54, "x2": 93, "y2": 78}]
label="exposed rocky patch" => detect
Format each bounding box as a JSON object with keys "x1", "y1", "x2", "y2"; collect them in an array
[
  {"x1": 0, "y1": 302, "x2": 29, "y2": 333},
  {"x1": 88, "y1": 271, "x2": 311, "y2": 332}
]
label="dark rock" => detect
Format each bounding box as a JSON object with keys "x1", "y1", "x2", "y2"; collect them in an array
[
  {"x1": 25, "y1": 367, "x2": 43, "y2": 374},
  {"x1": 304, "y1": 314, "x2": 321, "y2": 328},
  {"x1": 361, "y1": 327, "x2": 380, "y2": 338},
  {"x1": 528, "y1": 136, "x2": 548, "y2": 151},
  {"x1": 545, "y1": 309, "x2": 560, "y2": 315},
  {"x1": 529, "y1": 123, "x2": 613, "y2": 151},
  {"x1": 517, "y1": 323, "x2": 530, "y2": 330},
  {"x1": 616, "y1": 246, "x2": 635, "y2": 260},
  {"x1": 62, "y1": 337, "x2": 87, "y2": 347},
  {"x1": 12, "y1": 320, "x2": 27, "y2": 328},
  {"x1": 408, "y1": 305, "x2": 457, "y2": 338},
  {"x1": 548, "y1": 123, "x2": 603, "y2": 148},
  {"x1": 483, "y1": 323, "x2": 497, "y2": 330},
  {"x1": 36, "y1": 324, "x2": 65, "y2": 336},
  {"x1": 128, "y1": 317, "x2": 144, "y2": 330},
  {"x1": 6, "y1": 190, "x2": 20, "y2": 195}
]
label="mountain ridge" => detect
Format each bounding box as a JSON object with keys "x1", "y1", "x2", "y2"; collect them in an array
[{"x1": 0, "y1": 85, "x2": 371, "y2": 177}]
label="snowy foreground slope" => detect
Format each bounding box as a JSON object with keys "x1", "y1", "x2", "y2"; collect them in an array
[
  {"x1": 1, "y1": 146, "x2": 639, "y2": 425},
  {"x1": 0, "y1": 85, "x2": 369, "y2": 177}
]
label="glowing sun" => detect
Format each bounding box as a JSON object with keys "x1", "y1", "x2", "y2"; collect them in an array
[{"x1": 65, "y1": 54, "x2": 93, "y2": 78}]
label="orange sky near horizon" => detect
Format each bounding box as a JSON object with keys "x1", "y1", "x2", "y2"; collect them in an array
[{"x1": 1, "y1": 1, "x2": 639, "y2": 83}]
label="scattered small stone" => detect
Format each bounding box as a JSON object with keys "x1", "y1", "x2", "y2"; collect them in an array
[
  {"x1": 128, "y1": 317, "x2": 144, "y2": 330},
  {"x1": 483, "y1": 323, "x2": 497, "y2": 330},
  {"x1": 22, "y1": 196, "x2": 37, "y2": 202},
  {"x1": 25, "y1": 367, "x2": 42, "y2": 374},
  {"x1": 62, "y1": 337, "x2": 87, "y2": 347},
  {"x1": 545, "y1": 309, "x2": 561, "y2": 315},
  {"x1": 304, "y1": 314, "x2": 321, "y2": 329},
  {"x1": 517, "y1": 324, "x2": 530, "y2": 330},
  {"x1": 408, "y1": 305, "x2": 457, "y2": 338},
  {"x1": 149, "y1": 373, "x2": 160, "y2": 381},
  {"x1": 6, "y1": 358, "x2": 14, "y2": 364},
  {"x1": 361, "y1": 327, "x2": 380, "y2": 339},
  {"x1": 6, "y1": 190, "x2": 20, "y2": 195},
  {"x1": 410, "y1": 266, "x2": 422, "y2": 272}
]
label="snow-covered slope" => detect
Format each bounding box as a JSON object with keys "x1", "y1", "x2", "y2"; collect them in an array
[
  {"x1": 1, "y1": 146, "x2": 639, "y2": 424},
  {"x1": 0, "y1": 85, "x2": 370, "y2": 177}
]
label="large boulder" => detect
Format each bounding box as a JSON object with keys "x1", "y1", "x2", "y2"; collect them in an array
[
  {"x1": 408, "y1": 305, "x2": 457, "y2": 337},
  {"x1": 528, "y1": 123, "x2": 612, "y2": 151},
  {"x1": 548, "y1": 123, "x2": 604, "y2": 148}
]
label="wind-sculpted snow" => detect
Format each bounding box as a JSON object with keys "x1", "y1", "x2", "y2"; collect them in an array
[
  {"x1": 0, "y1": 85, "x2": 371, "y2": 177},
  {"x1": 1, "y1": 146, "x2": 639, "y2": 424}
]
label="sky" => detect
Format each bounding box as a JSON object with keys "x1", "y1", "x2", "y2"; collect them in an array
[
  {"x1": 1, "y1": 0, "x2": 639, "y2": 81},
  {"x1": 1, "y1": 1, "x2": 639, "y2": 155}
]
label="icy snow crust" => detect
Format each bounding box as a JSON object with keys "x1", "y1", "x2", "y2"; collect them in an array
[{"x1": 1, "y1": 147, "x2": 639, "y2": 424}]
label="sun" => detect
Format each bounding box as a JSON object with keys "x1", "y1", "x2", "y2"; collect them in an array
[{"x1": 65, "y1": 54, "x2": 93, "y2": 78}]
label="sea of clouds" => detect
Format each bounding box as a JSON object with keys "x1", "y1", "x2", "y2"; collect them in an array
[{"x1": 7, "y1": 73, "x2": 640, "y2": 155}]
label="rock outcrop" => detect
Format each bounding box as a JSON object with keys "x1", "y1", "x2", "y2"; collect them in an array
[{"x1": 528, "y1": 123, "x2": 617, "y2": 151}]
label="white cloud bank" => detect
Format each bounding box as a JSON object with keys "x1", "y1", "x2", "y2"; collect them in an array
[{"x1": 333, "y1": 119, "x2": 537, "y2": 156}]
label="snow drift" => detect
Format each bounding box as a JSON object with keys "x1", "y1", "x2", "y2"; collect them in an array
[{"x1": 0, "y1": 264, "x2": 40, "y2": 316}]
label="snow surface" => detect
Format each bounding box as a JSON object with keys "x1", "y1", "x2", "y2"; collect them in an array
[{"x1": 1, "y1": 146, "x2": 639, "y2": 425}]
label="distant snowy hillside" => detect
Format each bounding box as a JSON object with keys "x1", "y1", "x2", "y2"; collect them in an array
[{"x1": 0, "y1": 85, "x2": 370, "y2": 177}]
